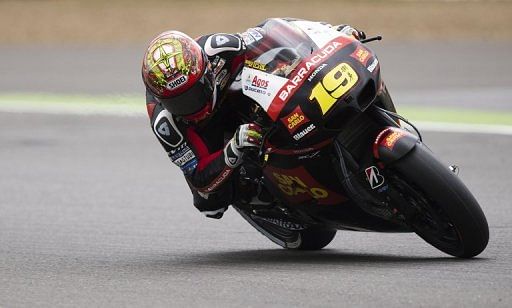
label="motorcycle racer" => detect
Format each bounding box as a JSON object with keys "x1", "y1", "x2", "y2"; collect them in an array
[{"x1": 142, "y1": 19, "x2": 365, "y2": 219}]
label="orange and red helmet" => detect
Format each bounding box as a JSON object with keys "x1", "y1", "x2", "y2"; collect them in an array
[{"x1": 142, "y1": 31, "x2": 216, "y2": 122}]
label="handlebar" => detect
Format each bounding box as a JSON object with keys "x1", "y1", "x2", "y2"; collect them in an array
[{"x1": 360, "y1": 35, "x2": 382, "y2": 44}]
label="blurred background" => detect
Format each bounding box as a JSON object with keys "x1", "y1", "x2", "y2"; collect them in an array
[
  {"x1": 1, "y1": 0, "x2": 512, "y2": 116},
  {"x1": 1, "y1": 1, "x2": 512, "y2": 306},
  {"x1": 3, "y1": 0, "x2": 512, "y2": 44}
]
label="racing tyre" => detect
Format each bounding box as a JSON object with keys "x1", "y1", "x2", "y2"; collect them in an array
[
  {"x1": 389, "y1": 142, "x2": 489, "y2": 258},
  {"x1": 235, "y1": 208, "x2": 337, "y2": 250}
]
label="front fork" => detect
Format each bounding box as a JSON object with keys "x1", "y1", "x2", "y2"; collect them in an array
[{"x1": 332, "y1": 103, "x2": 420, "y2": 222}]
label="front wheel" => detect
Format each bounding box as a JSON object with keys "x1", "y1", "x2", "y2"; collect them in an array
[
  {"x1": 235, "y1": 208, "x2": 337, "y2": 250},
  {"x1": 388, "y1": 142, "x2": 489, "y2": 258}
]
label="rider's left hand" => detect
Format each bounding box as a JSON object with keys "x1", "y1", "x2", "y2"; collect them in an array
[{"x1": 224, "y1": 123, "x2": 262, "y2": 168}]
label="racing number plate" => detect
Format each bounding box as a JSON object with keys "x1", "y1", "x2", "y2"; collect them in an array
[{"x1": 309, "y1": 63, "x2": 358, "y2": 115}]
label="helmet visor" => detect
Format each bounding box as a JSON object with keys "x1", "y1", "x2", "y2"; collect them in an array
[{"x1": 155, "y1": 66, "x2": 215, "y2": 116}]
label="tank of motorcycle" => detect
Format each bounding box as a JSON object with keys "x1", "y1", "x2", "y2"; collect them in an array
[{"x1": 241, "y1": 18, "x2": 382, "y2": 150}]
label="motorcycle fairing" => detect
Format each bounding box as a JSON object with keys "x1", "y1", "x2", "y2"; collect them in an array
[
  {"x1": 241, "y1": 67, "x2": 288, "y2": 111},
  {"x1": 262, "y1": 151, "x2": 348, "y2": 206},
  {"x1": 242, "y1": 18, "x2": 381, "y2": 151},
  {"x1": 373, "y1": 127, "x2": 419, "y2": 165}
]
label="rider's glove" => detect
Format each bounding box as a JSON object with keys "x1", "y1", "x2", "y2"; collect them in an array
[
  {"x1": 335, "y1": 24, "x2": 366, "y2": 41},
  {"x1": 224, "y1": 123, "x2": 262, "y2": 168}
]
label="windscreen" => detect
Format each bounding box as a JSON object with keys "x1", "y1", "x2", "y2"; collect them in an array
[
  {"x1": 240, "y1": 18, "x2": 348, "y2": 116},
  {"x1": 244, "y1": 19, "x2": 320, "y2": 79}
]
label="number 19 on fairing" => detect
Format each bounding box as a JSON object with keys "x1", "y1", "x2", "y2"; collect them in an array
[{"x1": 309, "y1": 63, "x2": 358, "y2": 115}]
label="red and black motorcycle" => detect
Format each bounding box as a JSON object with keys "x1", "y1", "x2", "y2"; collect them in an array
[{"x1": 230, "y1": 18, "x2": 488, "y2": 258}]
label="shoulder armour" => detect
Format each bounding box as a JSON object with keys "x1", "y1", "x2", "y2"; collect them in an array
[
  {"x1": 153, "y1": 109, "x2": 184, "y2": 147},
  {"x1": 203, "y1": 33, "x2": 243, "y2": 56}
]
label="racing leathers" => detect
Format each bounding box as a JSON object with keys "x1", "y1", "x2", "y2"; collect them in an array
[
  {"x1": 146, "y1": 31, "x2": 248, "y2": 219},
  {"x1": 145, "y1": 19, "x2": 365, "y2": 219}
]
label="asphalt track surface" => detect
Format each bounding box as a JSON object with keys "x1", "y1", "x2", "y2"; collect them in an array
[
  {"x1": 1, "y1": 112, "x2": 511, "y2": 307},
  {"x1": 1, "y1": 43, "x2": 512, "y2": 307}
]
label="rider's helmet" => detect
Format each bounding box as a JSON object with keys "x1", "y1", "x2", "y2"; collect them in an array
[{"x1": 142, "y1": 31, "x2": 216, "y2": 122}]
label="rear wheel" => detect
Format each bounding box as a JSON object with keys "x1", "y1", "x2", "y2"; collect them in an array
[
  {"x1": 235, "y1": 208, "x2": 336, "y2": 250},
  {"x1": 388, "y1": 142, "x2": 489, "y2": 258}
]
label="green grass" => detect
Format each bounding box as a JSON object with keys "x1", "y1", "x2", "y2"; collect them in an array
[
  {"x1": 398, "y1": 106, "x2": 512, "y2": 126},
  {"x1": 0, "y1": 93, "x2": 141, "y2": 107},
  {"x1": 1, "y1": 93, "x2": 511, "y2": 126},
  {"x1": 0, "y1": 93, "x2": 143, "y2": 114}
]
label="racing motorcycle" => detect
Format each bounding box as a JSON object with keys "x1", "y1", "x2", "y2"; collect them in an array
[{"x1": 228, "y1": 18, "x2": 489, "y2": 258}]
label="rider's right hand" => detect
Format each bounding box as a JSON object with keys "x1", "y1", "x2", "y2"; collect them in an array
[{"x1": 224, "y1": 123, "x2": 262, "y2": 168}]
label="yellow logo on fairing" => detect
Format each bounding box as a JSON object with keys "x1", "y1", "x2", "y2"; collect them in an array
[
  {"x1": 309, "y1": 63, "x2": 358, "y2": 115},
  {"x1": 272, "y1": 172, "x2": 329, "y2": 199},
  {"x1": 245, "y1": 59, "x2": 267, "y2": 71}
]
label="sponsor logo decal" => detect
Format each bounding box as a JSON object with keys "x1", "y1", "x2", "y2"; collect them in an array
[
  {"x1": 244, "y1": 59, "x2": 267, "y2": 71},
  {"x1": 218, "y1": 71, "x2": 230, "y2": 89},
  {"x1": 157, "y1": 121, "x2": 170, "y2": 136},
  {"x1": 280, "y1": 106, "x2": 309, "y2": 133},
  {"x1": 277, "y1": 41, "x2": 343, "y2": 102},
  {"x1": 307, "y1": 63, "x2": 327, "y2": 82},
  {"x1": 216, "y1": 69, "x2": 228, "y2": 84},
  {"x1": 215, "y1": 69, "x2": 230, "y2": 90},
  {"x1": 240, "y1": 32, "x2": 255, "y2": 45},
  {"x1": 215, "y1": 35, "x2": 229, "y2": 46},
  {"x1": 182, "y1": 159, "x2": 198, "y2": 175},
  {"x1": 264, "y1": 166, "x2": 347, "y2": 205},
  {"x1": 251, "y1": 75, "x2": 269, "y2": 89},
  {"x1": 293, "y1": 123, "x2": 316, "y2": 141},
  {"x1": 273, "y1": 172, "x2": 329, "y2": 199},
  {"x1": 266, "y1": 36, "x2": 353, "y2": 121},
  {"x1": 172, "y1": 149, "x2": 195, "y2": 167},
  {"x1": 367, "y1": 58, "x2": 379, "y2": 73},
  {"x1": 240, "y1": 28, "x2": 264, "y2": 46},
  {"x1": 212, "y1": 57, "x2": 226, "y2": 75},
  {"x1": 201, "y1": 168, "x2": 233, "y2": 193},
  {"x1": 298, "y1": 150, "x2": 320, "y2": 160},
  {"x1": 243, "y1": 74, "x2": 270, "y2": 95},
  {"x1": 365, "y1": 166, "x2": 385, "y2": 189},
  {"x1": 166, "y1": 75, "x2": 188, "y2": 90},
  {"x1": 240, "y1": 28, "x2": 263, "y2": 45},
  {"x1": 381, "y1": 130, "x2": 406, "y2": 150},
  {"x1": 247, "y1": 28, "x2": 264, "y2": 40},
  {"x1": 350, "y1": 46, "x2": 371, "y2": 66},
  {"x1": 169, "y1": 143, "x2": 197, "y2": 174},
  {"x1": 268, "y1": 139, "x2": 332, "y2": 155}
]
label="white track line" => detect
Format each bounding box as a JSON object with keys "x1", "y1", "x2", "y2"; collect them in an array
[
  {"x1": 0, "y1": 104, "x2": 143, "y2": 117},
  {"x1": 1, "y1": 105, "x2": 512, "y2": 136},
  {"x1": 415, "y1": 121, "x2": 512, "y2": 136}
]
